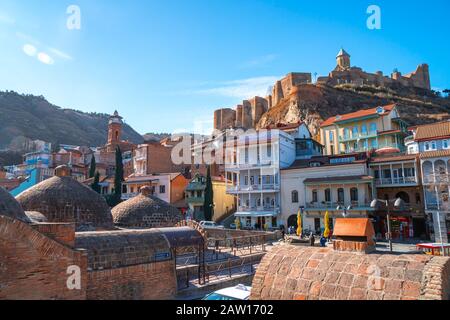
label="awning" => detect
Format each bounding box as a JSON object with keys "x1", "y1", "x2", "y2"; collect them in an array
[{"x1": 235, "y1": 211, "x2": 278, "y2": 218}]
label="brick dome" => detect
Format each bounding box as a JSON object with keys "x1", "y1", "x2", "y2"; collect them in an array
[
  {"x1": 16, "y1": 175, "x2": 114, "y2": 231},
  {"x1": 112, "y1": 187, "x2": 182, "y2": 229},
  {"x1": 251, "y1": 245, "x2": 450, "y2": 300},
  {"x1": 0, "y1": 187, "x2": 30, "y2": 223}
]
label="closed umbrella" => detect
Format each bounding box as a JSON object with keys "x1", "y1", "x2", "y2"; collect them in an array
[
  {"x1": 324, "y1": 211, "x2": 331, "y2": 238},
  {"x1": 296, "y1": 209, "x2": 302, "y2": 237}
]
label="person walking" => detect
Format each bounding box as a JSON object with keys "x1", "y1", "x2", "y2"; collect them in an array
[{"x1": 309, "y1": 232, "x2": 316, "y2": 247}]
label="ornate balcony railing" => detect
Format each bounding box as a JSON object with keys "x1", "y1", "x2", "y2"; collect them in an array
[{"x1": 375, "y1": 176, "x2": 417, "y2": 186}]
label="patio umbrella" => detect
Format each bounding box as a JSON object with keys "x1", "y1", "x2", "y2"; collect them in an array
[
  {"x1": 324, "y1": 211, "x2": 331, "y2": 238},
  {"x1": 296, "y1": 209, "x2": 302, "y2": 237}
]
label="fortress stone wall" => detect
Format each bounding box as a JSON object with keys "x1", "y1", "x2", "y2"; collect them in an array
[{"x1": 213, "y1": 49, "x2": 432, "y2": 131}]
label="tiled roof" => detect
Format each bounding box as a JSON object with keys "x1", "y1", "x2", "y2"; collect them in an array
[
  {"x1": 320, "y1": 104, "x2": 396, "y2": 127},
  {"x1": 420, "y1": 149, "x2": 450, "y2": 159},
  {"x1": 415, "y1": 121, "x2": 450, "y2": 141}
]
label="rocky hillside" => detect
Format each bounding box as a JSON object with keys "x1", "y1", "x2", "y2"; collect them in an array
[
  {"x1": 257, "y1": 84, "x2": 450, "y2": 137},
  {"x1": 0, "y1": 91, "x2": 144, "y2": 150}
]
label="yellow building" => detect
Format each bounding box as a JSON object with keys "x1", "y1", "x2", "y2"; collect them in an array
[
  {"x1": 320, "y1": 104, "x2": 409, "y2": 156},
  {"x1": 185, "y1": 174, "x2": 236, "y2": 222}
]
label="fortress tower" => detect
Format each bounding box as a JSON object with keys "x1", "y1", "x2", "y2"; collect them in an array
[{"x1": 336, "y1": 48, "x2": 351, "y2": 71}]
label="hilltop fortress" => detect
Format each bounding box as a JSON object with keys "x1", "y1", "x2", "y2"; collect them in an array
[{"x1": 213, "y1": 49, "x2": 431, "y2": 131}]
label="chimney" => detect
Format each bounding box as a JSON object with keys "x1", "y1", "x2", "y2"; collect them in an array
[{"x1": 332, "y1": 218, "x2": 376, "y2": 254}]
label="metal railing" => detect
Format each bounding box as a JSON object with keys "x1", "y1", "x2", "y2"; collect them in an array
[
  {"x1": 227, "y1": 184, "x2": 280, "y2": 192},
  {"x1": 375, "y1": 176, "x2": 417, "y2": 186},
  {"x1": 305, "y1": 201, "x2": 372, "y2": 210}
]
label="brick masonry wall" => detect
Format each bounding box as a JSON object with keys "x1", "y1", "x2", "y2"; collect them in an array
[
  {"x1": 0, "y1": 216, "x2": 87, "y2": 300},
  {"x1": 32, "y1": 223, "x2": 76, "y2": 247},
  {"x1": 86, "y1": 260, "x2": 177, "y2": 300},
  {"x1": 251, "y1": 244, "x2": 450, "y2": 300}
]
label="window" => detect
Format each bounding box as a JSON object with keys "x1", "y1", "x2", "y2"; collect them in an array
[
  {"x1": 267, "y1": 144, "x2": 272, "y2": 157},
  {"x1": 344, "y1": 128, "x2": 350, "y2": 139},
  {"x1": 329, "y1": 131, "x2": 334, "y2": 143},
  {"x1": 312, "y1": 190, "x2": 318, "y2": 203},
  {"x1": 370, "y1": 123, "x2": 377, "y2": 134},
  {"x1": 350, "y1": 188, "x2": 359, "y2": 202},
  {"x1": 425, "y1": 141, "x2": 437, "y2": 151},
  {"x1": 325, "y1": 189, "x2": 331, "y2": 202},
  {"x1": 444, "y1": 140, "x2": 450, "y2": 149},
  {"x1": 371, "y1": 139, "x2": 378, "y2": 148},
  {"x1": 244, "y1": 176, "x2": 249, "y2": 185},
  {"x1": 338, "y1": 188, "x2": 345, "y2": 204},
  {"x1": 159, "y1": 185, "x2": 166, "y2": 194},
  {"x1": 361, "y1": 124, "x2": 368, "y2": 136},
  {"x1": 292, "y1": 191, "x2": 299, "y2": 203},
  {"x1": 352, "y1": 127, "x2": 359, "y2": 138}
]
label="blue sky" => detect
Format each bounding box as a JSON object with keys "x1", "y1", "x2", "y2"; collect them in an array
[{"x1": 0, "y1": 0, "x2": 449, "y2": 135}]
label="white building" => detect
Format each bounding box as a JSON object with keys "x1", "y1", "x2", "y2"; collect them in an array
[
  {"x1": 281, "y1": 153, "x2": 375, "y2": 233},
  {"x1": 225, "y1": 123, "x2": 321, "y2": 230}
]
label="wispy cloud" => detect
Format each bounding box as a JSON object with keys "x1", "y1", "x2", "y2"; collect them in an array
[
  {"x1": 190, "y1": 76, "x2": 279, "y2": 99},
  {"x1": 16, "y1": 32, "x2": 72, "y2": 64},
  {"x1": 48, "y1": 47, "x2": 73, "y2": 60},
  {"x1": 240, "y1": 54, "x2": 278, "y2": 68}
]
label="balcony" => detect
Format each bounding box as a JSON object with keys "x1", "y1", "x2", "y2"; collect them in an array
[
  {"x1": 375, "y1": 176, "x2": 417, "y2": 186},
  {"x1": 227, "y1": 184, "x2": 280, "y2": 194},
  {"x1": 186, "y1": 196, "x2": 204, "y2": 204},
  {"x1": 237, "y1": 206, "x2": 281, "y2": 215},
  {"x1": 305, "y1": 201, "x2": 374, "y2": 211},
  {"x1": 226, "y1": 161, "x2": 276, "y2": 171},
  {"x1": 339, "y1": 131, "x2": 378, "y2": 142},
  {"x1": 423, "y1": 174, "x2": 450, "y2": 185}
]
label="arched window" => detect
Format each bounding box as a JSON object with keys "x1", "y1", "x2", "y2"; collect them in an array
[
  {"x1": 350, "y1": 188, "x2": 359, "y2": 202},
  {"x1": 325, "y1": 189, "x2": 331, "y2": 202},
  {"x1": 292, "y1": 191, "x2": 299, "y2": 203},
  {"x1": 396, "y1": 192, "x2": 410, "y2": 204}
]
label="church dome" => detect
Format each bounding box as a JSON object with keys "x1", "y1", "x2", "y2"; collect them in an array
[
  {"x1": 0, "y1": 187, "x2": 30, "y2": 223},
  {"x1": 16, "y1": 165, "x2": 114, "y2": 231},
  {"x1": 112, "y1": 186, "x2": 182, "y2": 229}
]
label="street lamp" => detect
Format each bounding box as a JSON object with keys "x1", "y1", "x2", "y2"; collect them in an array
[
  {"x1": 336, "y1": 205, "x2": 353, "y2": 218},
  {"x1": 370, "y1": 198, "x2": 405, "y2": 252}
]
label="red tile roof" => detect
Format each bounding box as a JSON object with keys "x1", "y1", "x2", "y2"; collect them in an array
[
  {"x1": 320, "y1": 104, "x2": 396, "y2": 127},
  {"x1": 414, "y1": 121, "x2": 450, "y2": 141}
]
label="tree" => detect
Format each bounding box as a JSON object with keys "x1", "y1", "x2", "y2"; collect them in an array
[
  {"x1": 203, "y1": 166, "x2": 214, "y2": 221},
  {"x1": 88, "y1": 155, "x2": 97, "y2": 178},
  {"x1": 113, "y1": 146, "x2": 124, "y2": 205},
  {"x1": 91, "y1": 171, "x2": 101, "y2": 194}
]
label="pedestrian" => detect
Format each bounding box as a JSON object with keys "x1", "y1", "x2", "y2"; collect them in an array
[
  {"x1": 320, "y1": 234, "x2": 327, "y2": 247},
  {"x1": 310, "y1": 232, "x2": 315, "y2": 247}
]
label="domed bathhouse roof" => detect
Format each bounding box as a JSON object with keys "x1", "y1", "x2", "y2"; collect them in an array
[
  {"x1": 112, "y1": 186, "x2": 183, "y2": 229},
  {"x1": 0, "y1": 187, "x2": 30, "y2": 223},
  {"x1": 15, "y1": 165, "x2": 114, "y2": 231}
]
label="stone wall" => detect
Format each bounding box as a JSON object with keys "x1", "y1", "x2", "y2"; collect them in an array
[{"x1": 251, "y1": 245, "x2": 450, "y2": 300}]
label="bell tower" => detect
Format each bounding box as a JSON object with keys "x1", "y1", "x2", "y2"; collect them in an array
[
  {"x1": 107, "y1": 110, "x2": 123, "y2": 146},
  {"x1": 336, "y1": 48, "x2": 351, "y2": 70}
]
